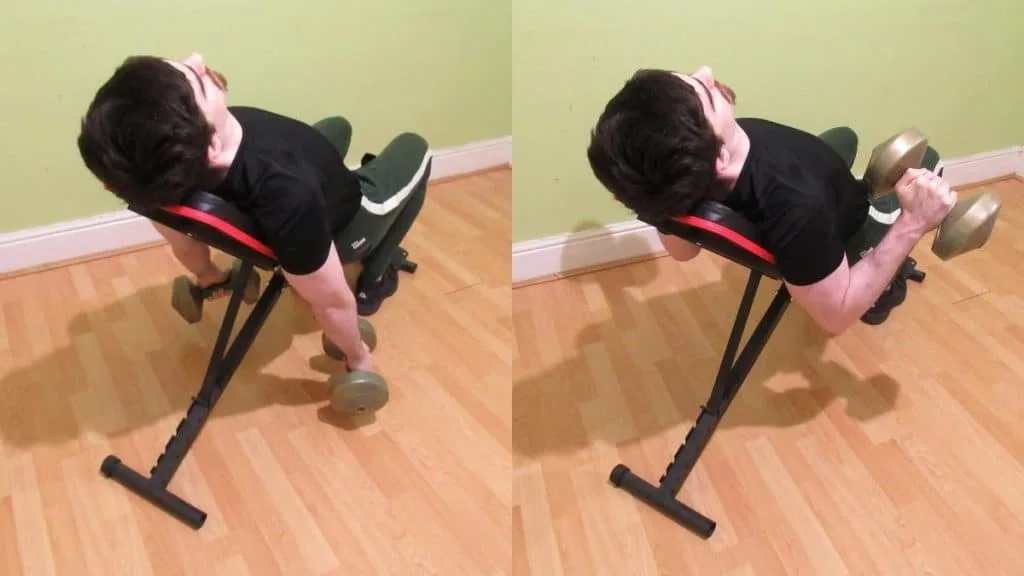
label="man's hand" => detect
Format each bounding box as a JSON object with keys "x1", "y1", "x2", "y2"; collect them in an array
[
  {"x1": 893, "y1": 168, "x2": 957, "y2": 235},
  {"x1": 659, "y1": 233, "x2": 702, "y2": 262},
  {"x1": 346, "y1": 342, "x2": 375, "y2": 373}
]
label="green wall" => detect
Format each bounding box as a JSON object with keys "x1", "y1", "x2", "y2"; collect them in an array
[
  {"x1": 512, "y1": 0, "x2": 1024, "y2": 242},
  {"x1": 0, "y1": 0, "x2": 510, "y2": 233},
  {"x1": 6, "y1": 1, "x2": 1021, "y2": 242}
]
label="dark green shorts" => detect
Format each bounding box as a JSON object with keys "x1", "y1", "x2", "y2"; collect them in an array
[
  {"x1": 312, "y1": 116, "x2": 432, "y2": 263},
  {"x1": 845, "y1": 192, "x2": 901, "y2": 265}
]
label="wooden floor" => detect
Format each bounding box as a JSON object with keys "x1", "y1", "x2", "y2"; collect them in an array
[
  {"x1": 4, "y1": 169, "x2": 1024, "y2": 576},
  {"x1": 512, "y1": 178, "x2": 1024, "y2": 575},
  {"x1": 0, "y1": 169, "x2": 512, "y2": 575}
]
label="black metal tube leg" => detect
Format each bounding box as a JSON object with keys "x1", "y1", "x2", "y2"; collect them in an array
[
  {"x1": 609, "y1": 270, "x2": 792, "y2": 541},
  {"x1": 98, "y1": 399, "x2": 213, "y2": 530},
  {"x1": 97, "y1": 269, "x2": 285, "y2": 530},
  {"x1": 609, "y1": 464, "x2": 717, "y2": 538},
  {"x1": 100, "y1": 455, "x2": 207, "y2": 529},
  {"x1": 608, "y1": 408, "x2": 721, "y2": 539}
]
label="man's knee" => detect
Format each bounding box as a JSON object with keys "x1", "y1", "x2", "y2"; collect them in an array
[
  {"x1": 385, "y1": 132, "x2": 432, "y2": 196},
  {"x1": 385, "y1": 132, "x2": 431, "y2": 173},
  {"x1": 394, "y1": 131, "x2": 429, "y2": 155},
  {"x1": 313, "y1": 116, "x2": 354, "y2": 158}
]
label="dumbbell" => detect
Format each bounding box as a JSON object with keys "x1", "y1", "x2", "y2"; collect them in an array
[
  {"x1": 171, "y1": 260, "x2": 260, "y2": 324},
  {"x1": 862, "y1": 128, "x2": 1002, "y2": 260},
  {"x1": 328, "y1": 370, "x2": 389, "y2": 415},
  {"x1": 322, "y1": 318, "x2": 389, "y2": 414}
]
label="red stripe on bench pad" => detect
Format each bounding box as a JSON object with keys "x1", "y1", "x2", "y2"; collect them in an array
[
  {"x1": 163, "y1": 205, "x2": 278, "y2": 261},
  {"x1": 671, "y1": 215, "x2": 775, "y2": 264}
]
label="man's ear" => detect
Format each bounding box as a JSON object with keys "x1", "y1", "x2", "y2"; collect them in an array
[
  {"x1": 207, "y1": 134, "x2": 223, "y2": 164},
  {"x1": 715, "y1": 144, "x2": 731, "y2": 177}
]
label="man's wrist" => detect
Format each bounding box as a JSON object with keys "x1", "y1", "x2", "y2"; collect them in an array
[
  {"x1": 347, "y1": 342, "x2": 368, "y2": 364},
  {"x1": 196, "y1": 261, "x2": 226, "y2": 280},
  {"x1": 892, "y1": 212, "x2": 928, "y2": 241}
]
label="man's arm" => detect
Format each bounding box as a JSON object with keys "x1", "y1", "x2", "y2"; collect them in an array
[
  {"x1": 248, "y1": 174, "x2": 371, "y2": 370},
  {"x1": 659, "y1": 233, "x2": 702, "y2": 262},
  {"x1": 282, "y1": 243, "x2": 371, "y2": 369},
  {"x1": 785, "y1": 214, "x2": 924, "y2": 334},
  {"x1": 786, "y1": 168, "x2": 953, "y2": 335},
  {"x1": 152, "y1": 222, "x2": 229, "y2": 286}
]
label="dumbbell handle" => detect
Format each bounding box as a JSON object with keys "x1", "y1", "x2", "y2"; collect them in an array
[
  {"x1": 882, "y1": 169, "x2": 1001, "y2": 260},
  {"x1": 871, "y1": 167, "x2": 989, "y2": 224},
  {"x1": 861, "y1": 128, "x2": 1002, "y2": 260},
  {"x1": 866, "y1": 164, "x2": 962, "y2": 222},
  {"x1": 865, "y1": 164, "x2": 1000, "y2": 261},
  {"x1": 867, "y1": 163, "x2": 947, "y2": 197}
]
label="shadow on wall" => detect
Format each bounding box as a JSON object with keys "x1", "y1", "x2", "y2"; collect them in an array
[
  {"x1": 0, "y1": 273, "x2": 370, "y2": 452},
  {"x1": 557, "y1": 219, "x2": 662, "y2": 285},
  {"x1": 513, "y1": 254, "x2": 903, "y2": 459}
]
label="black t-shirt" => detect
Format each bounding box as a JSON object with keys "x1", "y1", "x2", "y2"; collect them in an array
[
  {"x1": 211, "y1": 106, "x2": 363, "y2": 275},
  {"x1": 720, "y1": 118, "x2": 870, "y2": 286}
]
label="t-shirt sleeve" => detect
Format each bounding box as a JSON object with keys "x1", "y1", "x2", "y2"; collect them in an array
[
  {"x1": 760, "y1": 184, "x2": 846, "y2": 287},
  {"x1": 247, "y1": 172, "x2": 334, "y2": 276}
]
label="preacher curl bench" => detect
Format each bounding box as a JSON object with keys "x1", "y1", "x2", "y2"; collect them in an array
[
  {"x1": 608, "y1": 127, "x2": 930, "y2": 539},
  {"x1": 99, "y1": 190, "x2": 415, "y2": 529}
]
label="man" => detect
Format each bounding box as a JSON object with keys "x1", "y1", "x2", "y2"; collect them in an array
[
  {"x1": 586, "y1": 66, "x2": 956, "y2": 334},
  {"x1": 77, "y1": 53, "x2": 431, "y2": 372}
]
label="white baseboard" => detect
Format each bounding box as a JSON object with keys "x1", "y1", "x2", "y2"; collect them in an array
[
  {"x1": 512, "y1": 145, "x2": 1023, "y2": 284},
  {"x1": 937, "y1": 144, "x2": 1024, "y2": 187},
  {"x1": 511, "y1": 220, "x2": 666, "y2": 285},
  {"x1": 0, "y1": 135, "x2": 512, "y2": 276},
  {"x1": 429, "y1": 135, "x2": 512, "y2": 180}
]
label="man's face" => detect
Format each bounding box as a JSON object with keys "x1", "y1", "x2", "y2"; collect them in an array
[
  {"x1": 164, "y1": 53, "x2": 230, "y2": 134},
  {"x1": 673, "y1": 66, "x2": 737, "y2": 145}
]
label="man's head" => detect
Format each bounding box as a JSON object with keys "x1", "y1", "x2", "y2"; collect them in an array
[
  {"x1": 77, "y1": 53, "x2": 233, "y2": 207},
  {"x1": 587, "y1": 66, "x2": 742, "y2": 222}
]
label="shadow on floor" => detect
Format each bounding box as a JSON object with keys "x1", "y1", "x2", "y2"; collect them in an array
[
  {"x1": 513, "y1": 227, "x2": 903, "y2": 459},
  {"x1": 0, "y1": 272, "x2": 374, "y2": 452}
]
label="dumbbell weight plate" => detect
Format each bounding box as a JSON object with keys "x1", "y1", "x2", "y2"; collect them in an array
[
  {"x1": 322, "y1": 318, "x2": 378, "y2": 361},
  {"x1": 233, "y1": 260, "x2": 261, "y2": 304},
  {"x1": 171, "y1": 275, "x2": 204, "y2": 324},
  {"x1": 322, "y1": 333, "x2": 343, "y2": 361},
  {"x1": 329, "y1": 371, "x2": 389, "y2": 414},
  {"x1": 171, "y1": 262, "x2": 260, "y2": 324},
  {"x1": 931, "y1": 190, "x2": 1002, "y2": 260},
  {"x1": 359, "y1": 318, "x2": 377, "y2": 350},
  {"x1": 863, "y1": 128, "x2": 929, "y2": 197}
]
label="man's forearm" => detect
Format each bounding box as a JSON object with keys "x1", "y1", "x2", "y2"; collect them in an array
[
  {"x1": 170, "y1": 242, "x2": 223, "y2": 280},
  {"x1": 153, "y1": 222, "x2": 225, "y2": 281},
  {"x1": 312, "y1": 295, "x2": 366, "y2": 365},
  {"x1": 840, "y1": 215, "x2": 925, "y2": 323}
]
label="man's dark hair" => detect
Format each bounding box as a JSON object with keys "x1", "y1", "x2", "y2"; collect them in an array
[
  {"x1": 587, "y1": 68, "x2": 726, "y2": 223},
  {"x1": 77, "y1": 55, "x2": 214, "y2": 207}
]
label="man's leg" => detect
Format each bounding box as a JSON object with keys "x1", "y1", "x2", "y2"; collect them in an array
[
  {"x1": 358, "y1": 180, "x2": 426, "y2": 290},
  {"x1": 336, "y1": 132, "x2": 432, "y2": 315}
]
